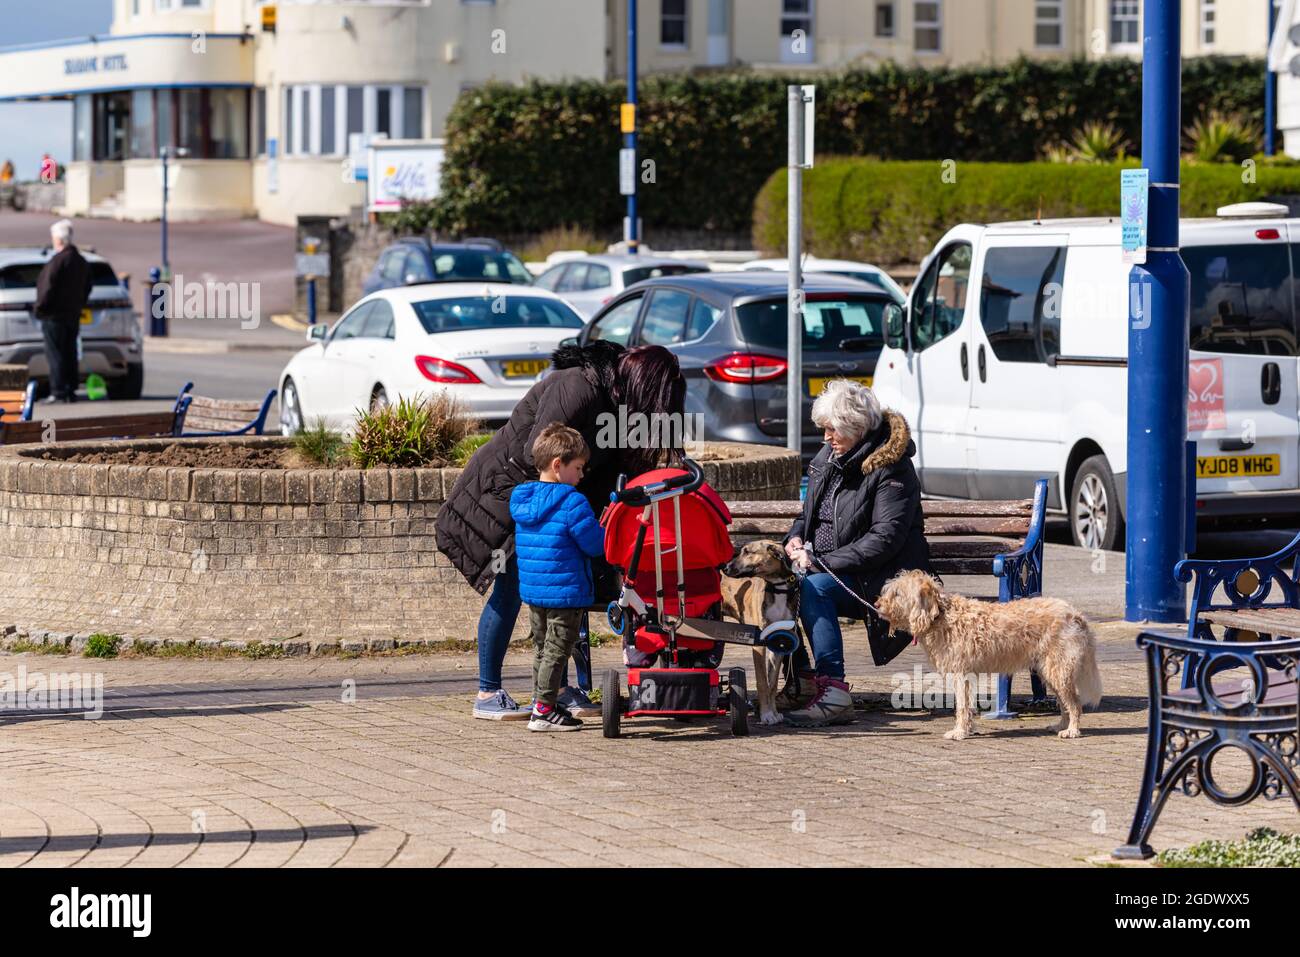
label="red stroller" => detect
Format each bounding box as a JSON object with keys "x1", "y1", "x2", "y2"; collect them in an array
[{"x1": 599, "y1": 459, "x2": 799, "y2": 737}]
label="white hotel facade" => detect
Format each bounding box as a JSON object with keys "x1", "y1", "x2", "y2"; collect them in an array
[{"x1": 0, "y1": 0, "x2": 1278, "y2": 226}]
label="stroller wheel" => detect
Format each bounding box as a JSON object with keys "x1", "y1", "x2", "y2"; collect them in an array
[
  {"x1": 728, "y1": 667, "x2": 749, "y2": 737},
  {"x1": 601, "y1": 669, "x2": 621, "y2": 739},
  {"x1": 606, "y1": 602, "x2": 626, "y2": 637}
]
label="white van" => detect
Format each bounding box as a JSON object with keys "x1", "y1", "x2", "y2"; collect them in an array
[{"x1": 872, "y1": 203, "x2": 1300, "y2": 550}]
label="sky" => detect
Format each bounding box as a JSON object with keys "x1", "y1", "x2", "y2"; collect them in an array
[{"x1": 0, "y1": 0, "x2": 114, "y2": 178}]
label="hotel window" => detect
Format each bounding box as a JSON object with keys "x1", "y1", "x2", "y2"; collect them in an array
[
  {"x1": 281, "y1": 84, "x2": 423, "y2": 156},
  {"x1": 156, "y1": 0, "x2": 209, "y2": 9},
  {"x1": 321, "y1": 87, "x2": 336, "y2": 155},
  {"x1": 209, "y1": 89, "x2": 248, "y2": 159},
  {"x1": 914, "y1": 1, "x2": 941, "y2": 53},
  {"x1": 661, "y1": 0, "x2": 688, "y2": 48},
  {"x1": 73, "y1": 95, "x2": 92, "y2": 163},
  {"x1": 130, "y1": 89, "x2": 155, "y2": 158},
  {"x1": 377, "y1": 89, "x2": 392, "y2": 138},
  {"x1": 1035, "y1": 0, "x2": 1063, "y2": 48},
  {"x1": 255, "y1": 88, "x2": 266, "y2": 156},
  {"x1": 1201, "y1": 0, "x2": 1216, "y2": 46},
  {"x1": 1110, "y1": 0, "x2": 1139, "y2": 47},
  {"x1": 157, "y1": 90, "x2": 174, "y2": 153},
  {"x1": 403, "y1": 87, "x2": 424, "y2": 139},
  {"x1": 781, "y1": 0, "x2": 814, "y2": 63},
  {"x1": 177, "y1": 89, "x2": 205, "y2": 156},
  {"x1": 875, "y1": 2, "x2": 894, "y2": 38}
]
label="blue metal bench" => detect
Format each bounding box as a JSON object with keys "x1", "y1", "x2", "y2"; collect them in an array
[
  {"x1": 0, "y1": 379, "x2": 37, "y2": 422},
  {"x1": 173, "y1": 381, "x2": 277, "y2": 436},
  {"x1": 1113, "y1": 628, "x2": 1300, "y2": 859}
]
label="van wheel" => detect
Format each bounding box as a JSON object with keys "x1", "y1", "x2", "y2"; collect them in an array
[{"x1": 1071, "y1": 455, "x2": 1124, "y2": 551}]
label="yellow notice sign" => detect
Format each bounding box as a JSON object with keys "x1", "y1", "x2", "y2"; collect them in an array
[
  {"x1": 262, "y1": 5, "x2": 277, "y2": 31},
  {"x1": 620, "y1": 103, "x2": 636, "y2": 133}
]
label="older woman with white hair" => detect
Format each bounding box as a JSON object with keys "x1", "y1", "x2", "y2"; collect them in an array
[{"x1": 781, "y1": 379, "x2": 932, "y2": 726}]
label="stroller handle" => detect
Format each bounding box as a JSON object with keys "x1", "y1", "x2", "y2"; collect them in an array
[{"x1": 612, "y1": 458, "x2": 705, "y2": 507}]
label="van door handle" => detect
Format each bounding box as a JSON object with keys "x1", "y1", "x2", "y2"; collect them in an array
[
  {"x1": 1261, "y1": 361, "x2": 1281, "y2": 405},
  {"x1": 960, "y1": 343, "x2": 969, "y2": 381},
  {"x1": 1219, "y1": 438, "x2": 1255, "y2": 451},
  {"x1": 977, "y1": 344, "x2": 987, "y2": 383}
]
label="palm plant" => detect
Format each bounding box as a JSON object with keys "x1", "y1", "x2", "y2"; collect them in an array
[
  {"x1": 1184, "y1": 111, "x2": 1262, "y2": 164},
  {"x1": 1042, "y1": 121, "x2": 1130, "y2": 164}
]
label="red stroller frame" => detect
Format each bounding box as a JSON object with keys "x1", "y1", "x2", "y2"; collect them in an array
[{"x1": 599, "y1": 459, "x2": 798, "y2": 738}]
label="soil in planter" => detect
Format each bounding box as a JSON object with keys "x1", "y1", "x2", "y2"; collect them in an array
[{"x1": 45, "y1": 444, "x2": 379, "y2": 469}]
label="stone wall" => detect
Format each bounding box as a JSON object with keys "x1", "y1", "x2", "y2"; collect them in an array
[{"x1": 0, "y1": 438, "x2": 799, "y2": 645}]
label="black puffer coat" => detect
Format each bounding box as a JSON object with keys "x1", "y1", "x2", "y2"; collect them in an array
[
  {"x1": 786, "y1": 410, "x2": 932, "y2": 608},
  {"x1": 436, "y1": 342, "x2": 624, "y2": 595}
]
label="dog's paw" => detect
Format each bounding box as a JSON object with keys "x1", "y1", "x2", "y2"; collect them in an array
[
  {"x1": 1057, "y1": 727, "x2": 1082, "y2": 739},
  {"x1": 758, "y1": 710, "x2": 784, "y2": 727},
  {"x1": 943, "y1": 727, "x2": 972, "y2": 741}
]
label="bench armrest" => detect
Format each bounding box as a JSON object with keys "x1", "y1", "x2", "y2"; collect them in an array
[
  {"x1": 1176, "y1": 529, "x2": 1300, "y2": 629},
  {"x1": 991, "y1": 478, "x2": 1048, "y2": 601}
]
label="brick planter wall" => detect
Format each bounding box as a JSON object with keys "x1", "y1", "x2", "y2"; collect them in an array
[{"x1": 0, "y1": 437, "x2": 799, "y2": 645}]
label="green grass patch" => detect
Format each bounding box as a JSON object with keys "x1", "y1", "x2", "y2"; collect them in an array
[
  {"x1": 292, "y1": 418, "x2": 348, "y2": 465},
  {"x1": 83, "y1": 633, "x2": 122, "y2": 659},
  {"x1": 1157, "y1": 827, "x2": 1300, "y2": 868}
]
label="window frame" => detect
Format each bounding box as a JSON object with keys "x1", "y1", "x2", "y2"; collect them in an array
[
  {"x1": 909, "y1": 241, "x2": 971, "y2": 352},
  {"x1": 1109, "y1": 0, "x2": 1141, "y2": 51},
  {"x1": 1034, "y1": 0, "x2": 1064, "y2": 50},
  {"x1": 660, "y1": 0, "x2": 689, "y2": 50},
  {"x1": 584, "y1": 292, "x2": 646, "y2": 347},
  {"x1": 913, "y1": 0, "x2": 942, "y2": 55},
  {"x1": 1200, "y1": 0, "x2": 1216, "y2": 47},
  {"x1": 977, "y1": 244, "x2": 1068, "y2": 365},
  {"x1": 874, "y1": 2, "x2": 895, "y2": 38}
]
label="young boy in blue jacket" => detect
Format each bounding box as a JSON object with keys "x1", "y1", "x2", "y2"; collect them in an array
[{"x1": 510, "y1": 423, "x2": 607, "y2": 731}]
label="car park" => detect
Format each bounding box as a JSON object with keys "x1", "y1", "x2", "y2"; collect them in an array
[
  {"x1": 361, "y1": 238, "x2": 533, "y2": 295},
  {"x1": 871, "y1": 203, "x2": 1300, "y2": 550},
  {"x1": 573, "y1": 272, "x2": 895, "y2": 459},
  {"x1": 278, "y1": 283, "x2": 585, "y2": 433},
  {"x1": 741, "y1": 256, "x2": 908, "y2": 303},
  {"x1": 532, "y1": 254, "x2": 710, "y2": 319},
  {"x1": 0, "y1": 247, "x2": 143, "y2": 399}
]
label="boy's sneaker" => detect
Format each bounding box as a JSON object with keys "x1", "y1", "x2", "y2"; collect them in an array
[
  {"x1": 785, "y1": 676, "x2": 854, "y2": 727},
  {"x1": 473, "y1": 689, "x2": 530, "y2": 721},
  {"x1": 528, "y1": 702, "x2": 583, "y2": 732},
  {"x1": 557, "y1": 686, "x2": 601, "y2": 717}
]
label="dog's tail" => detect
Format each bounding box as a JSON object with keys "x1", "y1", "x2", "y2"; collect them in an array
[{"x1": 1076, "y1": 618, "x2": 1103, "y2": 709}]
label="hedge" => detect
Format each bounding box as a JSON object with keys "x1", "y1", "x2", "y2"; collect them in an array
[
  {"x1": 751, "y1": 159, "x2": 1300, "y2": 264},
  {"x1": 425, "y1": 57, "x2": 1267, "y2": 238}
]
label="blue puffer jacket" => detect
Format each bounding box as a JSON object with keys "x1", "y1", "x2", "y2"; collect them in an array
[{"x1": 509, "y1": 481, "x2": 607, "y2": 608}]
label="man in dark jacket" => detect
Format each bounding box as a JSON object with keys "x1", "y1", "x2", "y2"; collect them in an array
[
  {"x1": 34, "y1": 219, "x2": 92, "y2": 403},
  {"x1": 782, "y1": 381, "x2": 932, "y2": 726}
]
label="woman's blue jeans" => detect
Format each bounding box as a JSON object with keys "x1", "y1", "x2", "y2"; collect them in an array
[
  {"x1": 476, "y1": 555, "x2": 572, "y2": 693},
  {"x1": 794, "y1": 572, "x2": 860, "y2": 681}
]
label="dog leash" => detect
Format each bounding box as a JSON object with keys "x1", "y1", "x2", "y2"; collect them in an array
[{"x1": 802, "y1": 551, "x2": 883, "y2": 619}]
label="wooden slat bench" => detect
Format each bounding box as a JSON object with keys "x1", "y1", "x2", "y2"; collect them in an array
[
  {"x1": 174, "y1": 381, "x2": 277, "y2": 436},
  {"x1": 0, "y1": 380, "x2": 36, "y2": 422},
  {"x1": 727, "y1": 479, "x2": 1050, "y2": 717},
  {"x1": 0, "y1": 407, "x2": 186, "y2": 444},
  {"x1": 1114, "y1": 629, "x2": 1300, "y2": 859}
]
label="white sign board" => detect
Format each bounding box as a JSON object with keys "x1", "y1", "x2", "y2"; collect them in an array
[
  {"x1": 367, "y1": 139, "x2": 445, "y2": 213},
  {"x1": 802, "y1": 84, "x2": 815, "y2": 168},
  {"x1": 619, "y1": 148, "x2": 636, "y2": 196}
]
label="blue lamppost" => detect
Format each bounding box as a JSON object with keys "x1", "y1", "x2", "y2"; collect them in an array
[
  {"x1": 625, "y1": 0, "x2": 639, "y2": 254},
  {"x1": 1267, "y1": 0, "x2": 1278, "y2": 156},
  {"x1": 1125, "y1": 0, "x2": 1190, "y2": 622}
]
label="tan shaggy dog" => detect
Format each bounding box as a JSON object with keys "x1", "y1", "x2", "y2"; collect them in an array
[{"x1": 875, "y1": 570, "x2": 1103, "y2": 740}]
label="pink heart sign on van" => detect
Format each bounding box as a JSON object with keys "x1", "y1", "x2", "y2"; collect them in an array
[{"x1": 1188, "y1": 358, "x2": 1226, "y2": 432}]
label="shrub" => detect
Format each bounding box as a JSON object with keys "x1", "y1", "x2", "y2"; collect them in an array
[
  {"x1": 451, "y1": 432, "x2": 493, "y2": 467},
  {"x1": 83, "y1": 633, "x2": 121, "y2": 658},
  {"x1": 426, "y1": 57, "x2": 1266, "y2": 239},
  {"x1": 292, "y1": 418, "x2": 348, "y2": 466},
  {"x1": 753, "y1": 158, "x2": 1300, "y2": 264},
  {"x1": 515, "y1": 225, "x2": 607, "y2": 262},
  {"x1": 1157, "y1": 827, "x2": 1300, "y2": 867},
  {"x1": 349, "y1": 392, "x2": 479, "y2": 469},
  {"x1": 1186, "y1": 111, "x2": 1262, "y2": 164},
  {"x1": 1043, "y1": 122, "x2": 1130, "y2": 164}
]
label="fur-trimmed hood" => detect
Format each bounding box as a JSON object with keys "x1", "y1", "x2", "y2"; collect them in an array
[
  {"x1": 550, "y1": 340, "x2": 624, "y2": 398},
  {"x1": 845, "y1": 410, "x2": 914, "y2": 476}
]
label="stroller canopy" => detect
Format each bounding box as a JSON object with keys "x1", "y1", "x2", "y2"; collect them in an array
[{"x1": 602, "y1": 467, "x2": 734, "y2": 574}]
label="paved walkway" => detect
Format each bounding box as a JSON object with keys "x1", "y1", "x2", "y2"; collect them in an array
[{"x1": 1, "y1": 622, "x2": 1295, "y2": 868}]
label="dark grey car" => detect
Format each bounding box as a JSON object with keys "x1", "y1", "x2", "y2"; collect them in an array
[{"x1": 574, "y1": 272, "x2": 903, "y2": 460}]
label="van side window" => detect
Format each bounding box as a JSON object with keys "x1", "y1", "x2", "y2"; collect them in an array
[
  {"x1": 979, "y1": 246, "x2": 1067, "y2": 362},
  {"x1": 1185, "y1": 244, "x2": 1296, "y2": 357},
  {"x1": 911, "y1": 243, "x2": 971, "y2": 351}
]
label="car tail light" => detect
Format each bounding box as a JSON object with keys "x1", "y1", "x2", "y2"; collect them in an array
[
  {"x1": 415, "y1": 355, "x2": 482, "y2": 384},
  {"x1": 704, "y1": 352, "x2": 787, "y2": 383},
  {"x1": 1257, "y1": 228, "x2": 1281, "y2": 241},
  {"x1": 0, "y1": 303, "x2": 29, "y2": 313}
]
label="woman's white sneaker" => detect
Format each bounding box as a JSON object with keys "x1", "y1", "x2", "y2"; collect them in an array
[{"x1": 785, "y1": 677, "x2": 854, "y2": 727}]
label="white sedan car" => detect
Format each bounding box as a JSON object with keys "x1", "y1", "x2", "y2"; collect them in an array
[{"x1": 278, "y1": 283, "x2": 586, "y2": 433}]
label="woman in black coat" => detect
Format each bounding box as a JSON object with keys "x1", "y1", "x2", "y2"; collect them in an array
[
  {"x1": 781, "y1": 380, "x2": 932, "y2": 727},
  {"x1": 436, "y1": 341, "x2": 685, "y2": 720}
]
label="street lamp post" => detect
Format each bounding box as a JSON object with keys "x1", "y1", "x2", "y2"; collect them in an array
[
  {"x1": 1267, "y1": 0, "x2": 1278, "y2": 156},
  {"x1": 1125, "y1": 0, "x2": 1190, "y2": 621},
  {"x1": 625, "y1": 0, "x2": 639, "y2": 254}
]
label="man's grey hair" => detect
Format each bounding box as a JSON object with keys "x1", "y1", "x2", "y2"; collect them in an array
[
  {"x1": 50, "y1": 219, "x2": 73, "y2": 245},
  {"x1": 810, "y1": 378, "x2": 882, "y2": 445}
]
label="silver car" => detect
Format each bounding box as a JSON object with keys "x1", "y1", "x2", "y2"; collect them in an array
[
  {"x1": 0, "y1": 248, "x2": 144, "y2": 398},
  {"x1": 532, "y1": 254, "x2": 710, "y2": 319}
]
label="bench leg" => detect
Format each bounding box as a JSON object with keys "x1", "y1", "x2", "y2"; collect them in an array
[
  {"x1": 573, "y1": 611, "x2": 592, "y2": 693},
  {"x1": 984, "y1": 673, "x2": 1018, "y2": 720}
]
